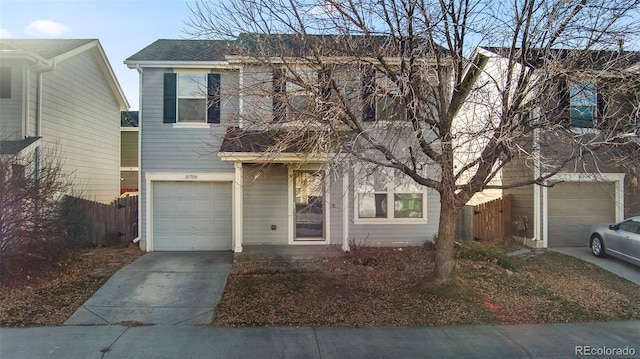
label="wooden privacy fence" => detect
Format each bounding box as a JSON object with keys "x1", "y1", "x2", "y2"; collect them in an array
[
  {"x1": 60, "y1": 195, "x2": 138, "y2": 246},
  {"x1": 473, "y1": 195, "x2": 512, "y2": 241}
]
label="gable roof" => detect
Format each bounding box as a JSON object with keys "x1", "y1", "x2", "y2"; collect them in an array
[{"x1": 0, "y1": 39, "x2": 129, "y2": 110}]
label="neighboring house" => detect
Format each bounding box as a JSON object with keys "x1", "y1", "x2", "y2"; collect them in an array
[
  {"x1": 455, "y1": 47, "x2": 640, "y2": 248},
  {"x1": 120, "y1": 110, "x2": 139, "y2": 195},
  {"x1": 125, "y1": 38, "x2": 442, "y2": 252},
  {"x1": 0, "y1": 39, "x2": 129, "y2": 203}
]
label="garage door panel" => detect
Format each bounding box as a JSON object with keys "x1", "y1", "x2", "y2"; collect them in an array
[
  {"x1": 152, "y1": 181, "x2": 232, "y2": 251},
  {"x1": 548, "y1": 182, "x2": 615, "y2": 247}
]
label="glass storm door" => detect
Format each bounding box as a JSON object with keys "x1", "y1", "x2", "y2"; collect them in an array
[{"x1": 294, "y1": 171, "x2": 324, "y2": 240}]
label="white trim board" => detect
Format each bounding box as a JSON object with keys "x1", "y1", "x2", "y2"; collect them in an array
[
  {"x1": 144, "y1": 172, "x2": 235, "y2": 252},
  {"x1": 287, "y1": 165, "x2": 331, "y2": 245}
]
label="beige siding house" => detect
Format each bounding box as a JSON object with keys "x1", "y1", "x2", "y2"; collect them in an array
[
  {"x1": 0, "y1": 39, "x2": 129, "y2": 204},
  {"x1": 455, "y1": 47, "x2": 640, "y2": 248}
]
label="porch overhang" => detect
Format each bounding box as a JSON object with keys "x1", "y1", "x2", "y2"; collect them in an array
[
  {"x1": 218, "y1": 126, "x2": 339, "y2": 164},
  {"x1": 218, "y1": 152, "x2": 330, "y2": 163},
  {"x1": 0, "y1": 137, "x2": 41, "y2": 157}
]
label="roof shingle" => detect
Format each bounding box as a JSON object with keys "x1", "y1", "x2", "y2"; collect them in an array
[{"x1": 126, "y1": 39, "x2": 235, "y2": 62}]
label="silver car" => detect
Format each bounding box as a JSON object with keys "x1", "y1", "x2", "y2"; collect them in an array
[{"x1": 589, "y1": 216, "x2": 640, "y2": 267}]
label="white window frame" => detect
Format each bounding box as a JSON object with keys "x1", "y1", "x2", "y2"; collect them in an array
[
  {"x1": 375, "y1": 73, "x2": 407, "y2": 122},
  {"x1": 176, "y1": 72, "x2": 209, "y2": 125},
  {"x1": 353, "y1": 165, "x2": 428, "y2": 224},
  {"x1": 285, "y1": 68, "x2": 317, "y2": 121}
]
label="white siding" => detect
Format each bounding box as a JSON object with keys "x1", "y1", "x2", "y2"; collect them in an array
[{"x1": 39, "y1": 48, "x2": 121, "y2": 203}]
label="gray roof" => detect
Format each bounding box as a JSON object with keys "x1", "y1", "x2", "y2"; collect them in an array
[
  {"x1": 0, "y1": 39, "x2": 96, "y2": 59},
  {"x1": 482, "y1": 47, "x2": 640, "y2": 70},
  {"x1": 126, "y1": 39, "x2": 235, "y2": 62},
  {"x1": 0, "y1": 137, "x2": 41, "y2": 155},
  {"x1": 127, "y1": 35, "x2": 446, "y2": 63}
]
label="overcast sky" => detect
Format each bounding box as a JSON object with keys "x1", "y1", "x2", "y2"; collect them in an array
[{"x1": 0, "y1": 0, "x2": 200, "y2": 110}]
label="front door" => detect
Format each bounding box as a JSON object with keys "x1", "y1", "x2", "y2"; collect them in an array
[{"x1": 293, "y1": 170, "x2": 325, "y2": 241}]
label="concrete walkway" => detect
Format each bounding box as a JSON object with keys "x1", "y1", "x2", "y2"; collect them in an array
[
  {"x1": 64, "y1": 252, "x2": 232, "y2": 326},
  {"x1": 1, "y1": 321, "x2": 638, "y2": 358},
  {"x1": 551, "y1": 247, "x2": 640, "y2": 285}
]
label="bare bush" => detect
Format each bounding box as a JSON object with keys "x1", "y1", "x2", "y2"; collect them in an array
[{"x1": 0, "y1": 147, "x2": 73, "y2": 280}]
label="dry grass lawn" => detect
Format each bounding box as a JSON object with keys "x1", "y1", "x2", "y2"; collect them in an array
[{"x1": 212, "y1": 242, "x2": 640, "y2": 327}]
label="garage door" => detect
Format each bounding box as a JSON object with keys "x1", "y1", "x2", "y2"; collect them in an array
[
  {"x1": 548, "y1": 182, "x2": 615, "y2": 247},
  {"x1": 153, "y1": 181, "x2": 232, "y2": 251}
]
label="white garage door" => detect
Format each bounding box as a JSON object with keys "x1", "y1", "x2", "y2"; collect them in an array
[
  {"x1": 548, "y1": 182, "x2": 615, "y2": 247},
  {"x1": 153, "y1": 181, "x2": 232, "y2": 251}
]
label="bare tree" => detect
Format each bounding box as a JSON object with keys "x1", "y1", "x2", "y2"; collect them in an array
[
  {"x1": 0, "y1": 146, "x2": 73, "y2": 279},
  {"x1": 186, "y1": 0, "x2": 640, "y2": 282}
]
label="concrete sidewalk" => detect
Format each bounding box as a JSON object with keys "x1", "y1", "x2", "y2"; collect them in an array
[{"x1": 1, "y1": 321, "x2": 638, "y2": 358}]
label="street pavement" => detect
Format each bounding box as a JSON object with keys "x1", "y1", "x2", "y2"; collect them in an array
[{"x1": 1, "y1": 321, "x2": 638, "y2": 358}]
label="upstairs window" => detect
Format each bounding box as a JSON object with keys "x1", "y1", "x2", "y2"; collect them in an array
[
  {"x1": 361, "y1": 69, "x2": 407, "y2": 122},
  {"x1": 164, "y1": 72, "x2": 220, "y2": 124},
  {"x1": 0, "y1": 66, "x2": 11, "y2": 99},
  {"x1": 272, "y1": 68, "x2": 318, "y2": 122},
  {"x1": 569, "y1": 82, "x2": 597, "y2": 128}
]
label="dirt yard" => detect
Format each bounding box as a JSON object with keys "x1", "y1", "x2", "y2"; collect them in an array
[
  {"x1": 2, "y1": 241, "x2": 638, "y2": 328},
  {"x1": 212, "y1": 242, "x2": 640, "y2": 327},
  {"x1": 0, "y1": 244, "x2": 143, "y2": 327}
]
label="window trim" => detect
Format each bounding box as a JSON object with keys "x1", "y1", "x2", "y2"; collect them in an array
[
  {"x1": 163, "y1": 72, "x2": 221, "y2": 125},
  {"x1": 353, "y1": 166, "x2": 428, "y2": 225}
]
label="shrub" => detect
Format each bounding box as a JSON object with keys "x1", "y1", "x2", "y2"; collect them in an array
[{"x1": 456, "y1": 241, "x2": 518, "y2": 271}]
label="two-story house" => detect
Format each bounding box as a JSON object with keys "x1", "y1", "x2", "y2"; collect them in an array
[
  {"x1": 0, "y1": 39, "x2": 129, "y2": 203},
  {"x1": 455, "y1": 47, "x2": 640, "y2": 248},
  {"x1": 125, "y1": 38, "x2": 442, "y2": 252}
]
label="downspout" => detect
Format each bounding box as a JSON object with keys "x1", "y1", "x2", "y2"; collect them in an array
[
  {"x1": 35, "y1": 59, "x2": 56, "y2": 137},
  {"x1": 132, "y1": 64, "x2": 142, "y2": 244},
  {"x1": 34, "y1": 59, "x2": 55, "y2": 226},
  {"x1": 22, "y1": 65, "x2": 29, "y2": 138}
]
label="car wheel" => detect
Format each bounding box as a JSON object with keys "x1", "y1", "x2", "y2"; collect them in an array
[{"x1": 591, "y1": 235, "x2": 606, "y2": 258}]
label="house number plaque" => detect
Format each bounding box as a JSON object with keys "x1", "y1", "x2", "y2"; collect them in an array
[{"x1": 184, "y1": 174, "x2": 198, "y2": 180}]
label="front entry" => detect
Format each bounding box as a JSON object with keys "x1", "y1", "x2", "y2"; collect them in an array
[{"x1": 293, "y1": 170, "x2": 325, "y2": 241}]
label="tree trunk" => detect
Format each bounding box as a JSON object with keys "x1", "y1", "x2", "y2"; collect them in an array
[{"x1": 433, "y1": 200, "x2": 460, "y2": 283}]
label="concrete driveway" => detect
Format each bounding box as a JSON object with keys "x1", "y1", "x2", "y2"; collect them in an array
[
  {"x1": 65, "y1": 252, "x2": 232, "y2": 326},
  {"x1": 551, "y1": 247, "x2": 640, "y2": 285}
]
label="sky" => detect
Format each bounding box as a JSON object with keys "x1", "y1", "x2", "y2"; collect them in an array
[{"x1": 0, "y1": 0, "x2": 200, "y2": 110}]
